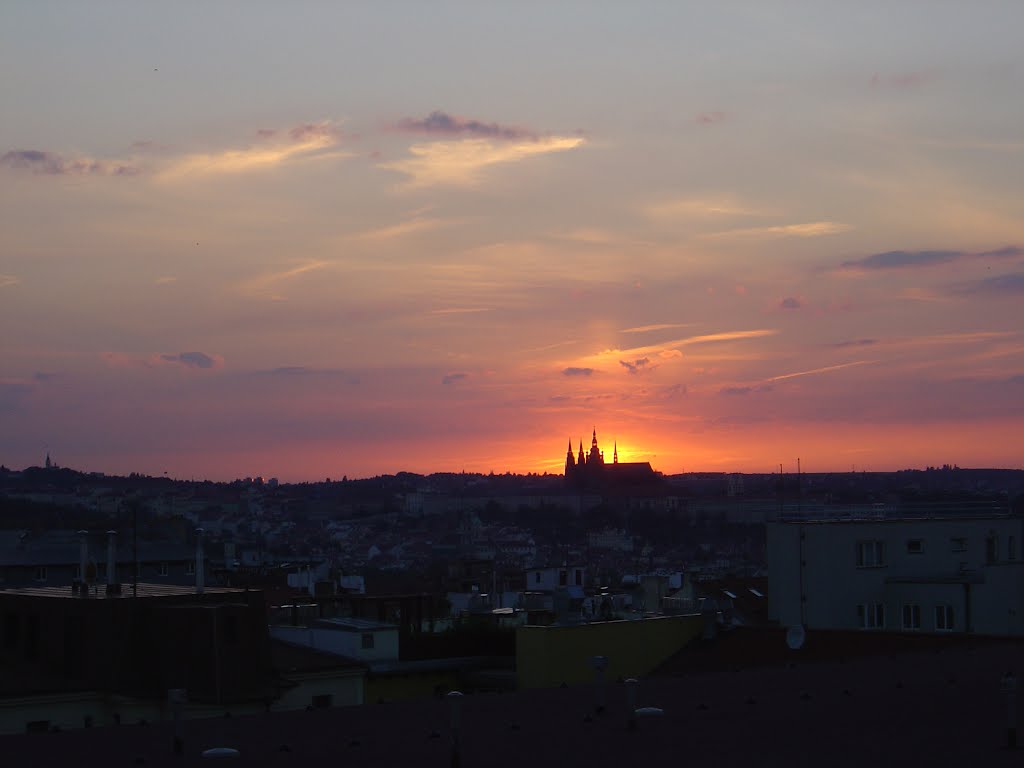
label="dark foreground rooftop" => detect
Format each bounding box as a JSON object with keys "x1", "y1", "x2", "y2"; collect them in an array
[{"x1": 3, "y1": 635, "x2": 1023, "y2": 767}]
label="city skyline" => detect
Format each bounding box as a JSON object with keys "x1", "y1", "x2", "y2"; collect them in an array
[{"x1": 2, "y1": 3, "x2": 1023, "y2": 481}]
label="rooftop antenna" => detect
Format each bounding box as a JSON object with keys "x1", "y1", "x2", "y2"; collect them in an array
[{"x1": 797, "y1": 457, "x2": 802, "y2": 514}]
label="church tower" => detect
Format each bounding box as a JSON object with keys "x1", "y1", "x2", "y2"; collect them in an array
[
  {"x1": 578, "y1": 440, "x2": 586, "y2": 467},
  {"x1": 565, "y1": 439, "x2": 576, "y2": 476},
  {"x1": 588, "y1": 428, "x2": 604, "y2": 466},
  {"x1": 613, "y1": 441, "x2": 618, "y2": 464}
]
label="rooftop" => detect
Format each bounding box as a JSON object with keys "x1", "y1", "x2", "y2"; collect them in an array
[
  {"x1": 2, "y1": 636, "x2": 1023, "y2": 766},
  {"x1": 0, "y1": 583, "x2": 247, "y2": 600},
  {"x1": 773, "y1": 501, "x2": 1014, "y2": 524}
]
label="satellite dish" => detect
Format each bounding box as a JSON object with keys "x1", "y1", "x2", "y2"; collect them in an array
[{"x1": 786, "y1": 625, "x2": 806, "y2": 650}]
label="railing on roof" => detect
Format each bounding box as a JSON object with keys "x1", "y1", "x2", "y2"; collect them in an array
[{"x1": 771, "y1": 500, "x2": 1013, "y2": 523}]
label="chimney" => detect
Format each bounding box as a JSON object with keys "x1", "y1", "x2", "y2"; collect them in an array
[
  {"x1": 195, "y1": 528, "x2": 205, "y2": 594},
  {"x1": 106, "y1": 530, "x2": 121, "y2": 595},
  {"x1": 78, "y1": 530, "x2": 89, "y2": 591}
]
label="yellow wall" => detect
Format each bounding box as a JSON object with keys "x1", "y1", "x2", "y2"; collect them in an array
[
  {"x1": 516, "y1": 615, "x2": 703, "y2": 689},
  {"x1": 366, "y1": 671, "x2": 462, "y2": 703}
]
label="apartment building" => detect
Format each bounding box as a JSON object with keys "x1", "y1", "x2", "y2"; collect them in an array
[{"x1": 767, "y1": 512, "x2": 1024, "y2": 635}]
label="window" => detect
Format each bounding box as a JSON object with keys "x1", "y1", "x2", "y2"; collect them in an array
[
  {"x1": 936, "y1": 604, "x2": 955, "y2": 631},
  {"x1": 856, "y1": 541, "x2": 885, "y2": 568},
  {"x1": 361, "y1": 633, "x2": 375, "y2": 650},
  {"x1": 158, "y1": 562, "x2": 169, "y2": 577},
  {"x1": 74, "y1": 565, "x2": 81, "y2": 580},
  {"x1": 33, "y1": 566, "x2": 47, "y2": 582},
  {"x1": 857, "y1": 603, "x2": 885, "y2": 629},
  {"x1": 575, "y1": 569, "x2": 583, "y2": 586},
  {"x1": 558, "y1": 570, "x2": 567, "y2": 586},
  {"x1": 534, "y1": 572, "x2": 541, "y2": 584},
  {"x1": 906, "y1": 539, "x2": 924, "y2": 555},
  {"x1": 185, "y1": 561, "x2": 195, "y2": 576},
  {"x1": 951, "y1": 537, "x2": 968, "y2": 553},
  {"x1": 986, "y1": 535, "x2": 999, "y2": 565},
  {"x1": 902, "y1": 604, "x2": 921, "y2": 630},
  {"x1": 1010, "y1": 537, "x2": 1017, "y2": 561}
]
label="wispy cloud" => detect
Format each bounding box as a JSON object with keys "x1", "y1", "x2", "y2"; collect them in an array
[
  {"x1": 779, "y1": 297, "x2": 802, "y2": 310},
  {"x1": 0, "y1": 274, "x2": 20, "y2": 288},
  {"x1": 720, "y1": 384, "x2": 773, "y2": 396},
  {"x1": 1, "y1": 149, "x2": 141, "y2": 177},
  {"x1": 160, "y1": 352, "x2": 219, "y2": 370},
  {"x1": 236, "y1": 260, "x2": 330, "y2": 300},
  {"x1": 380, "y1": 136, "x2": 584, "y2": 187},
  {"x1": 158, "y1": 121, "x2": 347, "y2": 180},
  {"x1": 575, "y1": 329, "x2": 778, "y2": 371},
  {"x1": 695, "y1": 111, "x2": 727, "y2": 124},
  {"x1": 841, "y1": 249, "x2": 961, "y2": 271},
  {"x1": 950, "y1": 273, "x2": 1024, "y2": 297},
  {"x1": 706, "y1": 221, "x2": 850, "y2": 239},
  {"x1": 680, "y1": 329, "x2": 778, "y2": 346},
  {"x1": 155, "y1": 276, "x2": 177, "y2": 285},
  {"x1": 442, "y1": 372, "x2": 468, "y2": 385},
  {"x1": 831, "y1": 338, "x2": 878, "y2": 348},
  {"x1": 619, "y1": 357, "x2": 651, "y2": 375},
  {"x1": 392, "y1": 111, "x2": 533, "y2": 140},
  {"x1": 619, "y1": 323, "x2": 693, "y2": 334},
  {"x1": 869, "y1": 71, "x2": 934, "y2": 89},
  {"x1": 769, "y1": 360, "x2": 875, "y2": 382},
  {"x1": 430, "y1": 307, "x2": 492, "y2": 316},
  {"x1": 353, "y1": 217, "x2": 448, "y2": 241},
  {"x1": 841, "y1": 246, "x2": 1022, "y2": 272},
  {"x1": 646, "y1": 197, "x2": 765, "y2": 219},
  {"x1": 562, "y1": 367, "x2": 594, "y2": 377}
]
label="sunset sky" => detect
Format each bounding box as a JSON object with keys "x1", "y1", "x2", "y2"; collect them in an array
[{"x1": 2, "y1": 2, "x2": 1023, "y2": 481}]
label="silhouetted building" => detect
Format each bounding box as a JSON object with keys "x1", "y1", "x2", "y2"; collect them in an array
[{"x1": 564, "y1": 429, "x2": 657, "y2": 491}]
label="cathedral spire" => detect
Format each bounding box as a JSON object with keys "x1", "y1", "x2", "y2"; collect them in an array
[{"x1": 613, "y1": 441, "x2": 618, "y2": 464}]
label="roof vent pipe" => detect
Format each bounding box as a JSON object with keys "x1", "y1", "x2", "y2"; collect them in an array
[
  {"x1": 195, "y1": 528, "x2": 205, "y2": 594},
  {"x1": 106, "y1": 530, "x2": 121, "y2": 595},
  {"x1": 78, "y1": 530, "x2": 89, "y2": 592}
]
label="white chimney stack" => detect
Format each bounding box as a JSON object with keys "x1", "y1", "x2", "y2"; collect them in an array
[
  {"x1": 195, "y1": 528, "x2": 205, "y2": 594},
  {"x1": 106, "y1": 530, "x2": 117, "y2": 587}
]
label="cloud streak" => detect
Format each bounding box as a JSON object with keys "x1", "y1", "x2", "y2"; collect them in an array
[
  {"x1": 380, "y1": 136, "x2": 584, "y2": 187},
  {"x1": 158, "y1": 121, "x2": 347, "y2": 180},
  {"x1": 160, "y1": 352, "x2": 219, "y2": 369},
  {"x1": 769, "y1": 360, "x2": 875, "y2": 382},
  {"x1": 706, "y1": 221, "x2": 850, "y2": 239},
  {"x1": 950, "y1": 273, "x2": 1024, "y2": 297},
  {"x1": 619, "y1": 357, "x2": 651, "y2": 375},
  {"x1": 393, "y1": 111, "x2": 533, "y2": 140},
  {"x1": 1, "y1": 149, "x2": 140, "y2": 177},
  {"x1": 841, "y1": 246, "x2": 1022, "y2": 272},
  {"x1": 619, "y1": 323, "x2": 694, "y2": 334}
]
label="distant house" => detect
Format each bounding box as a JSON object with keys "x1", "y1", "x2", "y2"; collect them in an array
[
  {"x1": 525, "y1": 565, "x2": 586, "y2": 592},
  {"x1": 0, "y1": 530, "x2": 204, "y2": 589}
]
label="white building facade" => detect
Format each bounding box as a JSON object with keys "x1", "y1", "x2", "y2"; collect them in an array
[{"x1": 767, "y1": 514, "x2": 1024, "y2": 636}]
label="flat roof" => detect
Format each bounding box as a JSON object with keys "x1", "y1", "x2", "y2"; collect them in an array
[
  {"x1": 0, "y1": 583, "x2": 249, "y2": 600},
  {"x1": 314, "y1": 618, "x2": 398, "y2": 632},
  {"x1": 2, "y1": 636, "x2": 1022, "y2": 767}
]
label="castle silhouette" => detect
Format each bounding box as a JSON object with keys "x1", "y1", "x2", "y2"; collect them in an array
[{"x1": 564, "y1": 429, "x2": 656, "y2": 490}]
